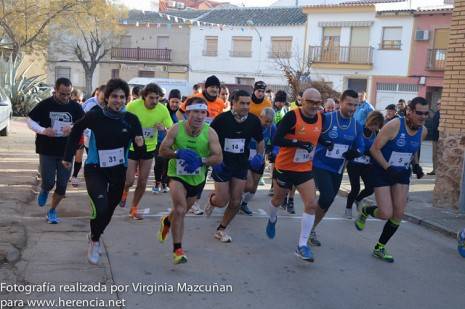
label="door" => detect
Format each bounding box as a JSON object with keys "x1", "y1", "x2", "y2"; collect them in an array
[
  {"x1": 350, "y1": 27, "x2": 370, "y2": 63},
  {"x1": 348, "y1": 79, "x2": 367, "y2": 93}
]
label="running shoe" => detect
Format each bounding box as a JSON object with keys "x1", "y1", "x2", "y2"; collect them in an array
[
  {"x1": 355, "y1": 209, "x2": 368, "y2": 231},
  {"x1": 239, "y1": 202, "x2": 253, "y2": 216},
  {"x1": 158, "y1": 215, "x2": 170, "y2": 243},
  {"x1": 344, "y1": 208, "x2": 353, "y2": 219},
  {"x1": 204, "y1": 195, "x2": 214, "y2": 217},
  {"x1": 266, "y1": 218, "x2": 277, "y2": 239},
  {"x1": 151, "y1": 185, "x2": 161, "y2": 194},
  {"x1": 87, "y1": 233, "x2": 102, "y2": 255},
  {"x1": 189, "y1": 202, "x2": 204, "y2": 215},
  {"x1": 308, "y1": 231, "x2": 321, "y2": 246},
  {"x1": 268, "y1": 187, "x2": 274, "y2": 196},
  {"x1": 295, "y1": 245, "x2": 314, "y2": 262},
  {"x1": 259, "y1": 177, "x2": 266, "y2": 186},
  {"x1": 87, "y1": 241, "x2": 101, "y2": 265},
  {"x1": 47, "y1": 209, "x2": 60, "y2": 224},
  {"x1": 129, "y1": 207, "x2": 144, "y2": 220},
  {"x1": 162, "y1": 184, "x2": 169, "y2": 193},
  {"x1": 71, "y1": 177, "x2": 79, "y2": 188},
  {"x1": 373, "y1": 244, "x2": 394, "y2": 263},
  {"x1": 355, "y1": 199, "x2": 368, "y2": 212},
  {"x1": 173, "y1": 248, "x2": 188, "y2": 265},
  {"x1": 287, "y1": 199, "x2": 295, "y2": 214},
  {"x1": 37, "y1": 191, "x2": 48, "y2": 207},
  {"x1": 457, "y1": 230, "x2": 465, "y2": 258},
  {"x1": 214, "y1": 230, "x2": 232, "y2": 243}
]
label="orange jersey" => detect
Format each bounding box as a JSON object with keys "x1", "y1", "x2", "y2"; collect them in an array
[
  {"x1": 249, "y1": 97, "x2": 272, "y2": 117},
  {"x1": 275, "y1": 109, "x2": 322, "y2": 172},
  {"x1": 180, "y1": 94, "x2": 225, "y2": 120}
]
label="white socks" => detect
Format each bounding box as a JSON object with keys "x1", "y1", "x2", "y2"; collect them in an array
[
  {"x1": 299, "y1": 213, "x2": 315, "y2": 247},
  {"x1": 268, "y1": 201, "x2": 278, "y2": 223},
  {"x1": 242, "y1": 192, "x2": 255, "y2": 204}
]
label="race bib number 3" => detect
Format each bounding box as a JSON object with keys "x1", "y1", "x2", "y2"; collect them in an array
[
  {"x1": 98, "y1": 147, "x2": 124, "y2": 168},
  {"x1": 143, "y1": 128, "x2": 154, "y2": 139},
  {"x1": 176, "y1": 159, "x2": 201, "y2": 176},
  {"x1": 293, "y1": 148, "x2": 311, "y2": 163},
  {"x1": 224, "y1": 138, "x2": 245, "y2": 154},
  {"x1": 325, "y1": 144, "x2": 349, "y2": 159},
  {"x1": 388, "y1": 151, "x2": 412, "y2": 168}
]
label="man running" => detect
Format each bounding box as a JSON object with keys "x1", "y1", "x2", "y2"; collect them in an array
[
  {"x1": 354, "y1": 97, "x2": 428, "y2": 263},
  {"x1": 121, "y1": 83, "x2": 173, "y2": 219},
  {"x1": 63, "y1": 78, "x2": 144, "y2": 265},
  {"x1": 204, "y1": 90, "x2": 264, "y2": 242},
  {"x1": 239, "y1": 107, "x2": 277, "y2": 215},
  {"x1": 249, "y1": 81, "x2": 272, "y2": 118},
  {"x1": 309, "y1": 89, "x2": 364, "y2": 246},
  {"x1": 27, "y1": 78, "x2": 84, "y2": 224},
  {"x1": 157, "y1": 97, "x2": 222, "y2": 264},
  {"x1": 265, "y1": 88, "x2": 323, "y2": 262}
]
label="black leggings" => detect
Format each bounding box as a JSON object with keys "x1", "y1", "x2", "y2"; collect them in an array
[
  {"x1": 84, "y1": 164, "x2": 127, "y2": 242},
  {"x1": 346, "y1": 162, "x2": 374, "y2": 209},
  {"x1": 154, "y1": 144, "x2": 169, "y2": 185}
]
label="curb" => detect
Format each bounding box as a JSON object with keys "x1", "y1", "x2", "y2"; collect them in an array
[{"x1": 337, "y1": 188, "x2": 457, "y2": 239}]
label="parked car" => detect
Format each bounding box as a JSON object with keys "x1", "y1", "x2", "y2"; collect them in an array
[{"x1": 0, "y1": 91, "x2": 12, "y2": 136}]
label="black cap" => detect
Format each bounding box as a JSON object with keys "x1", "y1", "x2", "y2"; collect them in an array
[
  {"x1": 254, "y1": 81, "x2": 267, "y2": 90},
  {"x1": 274, "y1": 90, "x2": 287, "y2": 102},
  {"x1": 386, "y1": 104, "x2": 396, "y2": 110},
  {"x1": 205, "y1": 75, "x2": 221, "y2": 89}
]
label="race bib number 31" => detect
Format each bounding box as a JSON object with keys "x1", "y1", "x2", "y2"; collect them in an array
[
  {"x1": 224, "y1": 138, "x2": 245, "y2": 154},
  {"x1": 388, "y1": 151, "x2": 412, "y2": 168},
  {"x1": 98, "y1": 147, "x2": 124, "y2": 168},
  {"x1": 176, "y1": 159, "x2": 201, "y2": 176},
  {"x1": 325, "y1": 144, "x2": 349, "y2": 159}
]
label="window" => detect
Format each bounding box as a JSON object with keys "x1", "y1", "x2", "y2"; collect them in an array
[
  {"x1": 322, "y1": 27, "x2": 341, "y2": 48},
  {"x1": 381, "y1": 27, "x2": 402, "y2": 49},
  {"x1": 138, "y1": 70, "x2": 155, "y2": 78},
  {"x1": 433, "y1": 28, "x2": 449, "y2": 49},
  {"x1": 270, "y1": 36, "x2": 292, "y2": 58},
  {"x1": 55, "y1": 67, "x2": 71, "y2": 80},
  {"x1": 157, "y1": 36, "x2": 169, "y2": 49},
  {"x1": 111, "y1": 69, "x2": 120, "y2": 79},
  {"x1": 231, "y1": 36, "x2": 252, "y2": 57},
  {"x1": 236, "y1": 77, "x2": 255, "y2": 85},
  {"x1": 203, "y1": 36, "x2": 218, "y2": 56}
]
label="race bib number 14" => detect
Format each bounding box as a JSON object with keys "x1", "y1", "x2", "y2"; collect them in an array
[{"x1": 224, "y1": 138, "x2": 245, "y2": 154}]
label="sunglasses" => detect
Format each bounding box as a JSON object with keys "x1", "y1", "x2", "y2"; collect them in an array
[{"x1": 414, "y1": 110, "x2": 429, "y2": 116}]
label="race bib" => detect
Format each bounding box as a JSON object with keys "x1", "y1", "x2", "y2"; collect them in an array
[
  {"x1": 53, "y1": 120, "x2": 71, "y2": 137},
  {"x1": 98, "y1": 147, "x2": 124, "y2": 168},
  {"x1": 388, "y1": 151, "x2": 412, "y2": 168},
  {"x1": 176, "y1": 159, "x2": 201, "y2": 176},
  {"x1": 325, "y1": 144, "x2": 349, "y2": 159},
  {"x1": 224, "y1": 138, "x2": 245, "y2": 154},
  {"x1": 249, "y1": 149, "x2": 257, "y2": 160},
  {"x1": 354, "y1": 155, "x2": 370, "y2": 165},
  {"x1": 143, "y1": 128, "x2": 154, "y2": 139},
  {"x1": 293, "y1": 148, "x2": 311, "y2": 163}
]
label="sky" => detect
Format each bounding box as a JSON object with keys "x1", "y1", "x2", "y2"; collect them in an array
[{"x1": 119, "y1": 0, "x2": 276, "y2": 11}]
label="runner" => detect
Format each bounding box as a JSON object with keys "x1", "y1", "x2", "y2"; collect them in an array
[
  {"x1": 345, "y1": 111, "x2": 384, "y2": 219},
  {"x1": 265, "y1": 88, "x2": 323, "y2": 262},
  {"x1": 324, "y1": 99, "x2": 336, "y2": 113},
  {"x1": 131, "y1": 86, "x2": 141, "y2": 101},
  {"x1": 309, "y1": 89, "x2": 364, "y2": 246},
  {"x1": 354, "y1": 97, "x2": 428, "y2": 263},
  {"x1": 121, "y1": 83, "x2": 174, "y2": 220},
  {"x1": 384, "y1": 104, "x2": 398, "y2": 124},
  {"x1": 354, "y1": 91, "x2": 374, "y2": 126},
  {"x1": 27, "y1": 78, "x2": 84, "y2": 224},
  {"x1": 289, "y1": 91, "x2": 303, "y2": 110},
  {"x1": 239, "y1": 107, "x2": 277, "y2": 215},
  {"x1": 249, "y1": 81, "x2": 272, "y2": 117},
  {"x1": 82, "y1": 85, "x2": 106, "y2": 113},
  {"x1": 157, "y1": 97, "x2": 222, "y2": 264},
  {"x1": 458, "y1": 228, "x2": 465, "y2": 258},
  {"x1": 204, "y1": 89, "x2": 264, "y2": 243},
  {"x1": 273, "y1": 90, "x2": 288, "y2": 125},
  {"x1": 63, "y1": 78, "x2": 144, "y2": 265},
  {"x1": 220, "y1": 84, "x2": 231, "y2": 111}
]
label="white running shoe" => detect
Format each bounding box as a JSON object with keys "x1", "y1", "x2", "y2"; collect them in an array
[
  {"x1": 214, "y1": 230, "x2": 232, "y2": 243},
  {"x1": 189, "y1": 202, "x2": 204, "y2": 215},
  {"x1": 71, "y1": 177, "x2": 79, "y2": 188},
  {"x1": 87, "y1": 241, "x2": 101, "y2": 265}
]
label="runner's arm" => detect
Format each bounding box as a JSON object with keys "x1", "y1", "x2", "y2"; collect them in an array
[
  {"x1": 205, "y1": 128, "x2": 223, "y2": 166},
  {"x1": 159, "y1": 124, "x2": 180, "y2": 159},
  {"x1": 370, "y1": 118, "x2": 400, "y2": 170},
  {"x1": 63, "y1": 113, "x2": 91, "y2": 163},
  {"x1": 272, "y1": 111, "x2": 299, "y2": 147}
]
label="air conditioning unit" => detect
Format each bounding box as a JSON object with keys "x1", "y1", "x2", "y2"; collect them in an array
[
  {"x1": 415, "y1": 30, "x2": 430, "y2": 41},
  {"x1": 176, "y1": 2, "x2": 185, "y2": 9}
]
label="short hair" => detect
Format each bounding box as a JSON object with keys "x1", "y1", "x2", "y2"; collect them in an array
[
  {"x1": 365, "y1": 111, "x2": 384, "y2": 129},
  {"x1": 55, "y1": 78, "x2": 72, "y2": 89},
  {"x1": 168, "y1": 89, "x2": 181, "y2": 100},
  {"x1": 104, "y1": 79, "x2": 130, "y2": 101},
  {"x1": 398, "y1": 99, "x2": 406, "y2": 104},
  {"x1": 260, "y1": 107, "x2": 275, "y2": 120},
  {"x1": 408, "y1": 97, "x2": 428, "y2": 110},
  {"x1": 141, "y1": 83, "x2": 163, "y2": 98},
  {"x1": 185, "y1": 96, "x2": 207, "y2": 107},
  {"x1": 340, "y1": 89, "x2": 358, "y2": 101},
  {"x1": 193, "y1": 84, "x2": 201, "y2": 91},
  {"x1": 132, "y1": 86, "x2": 141, "y2": 96},
  {"x1": 220, "y1": 84, "x2": 229, "y2": 92},
  {"x1": 231, "y1": 89, "x2": 251, "y2": 102},
  {"x1": 71, "y1": 88, "x2": 82, "y2": 98},
  {"x1": 97, "y1": 84, "x2": 106, "y2": 93}
]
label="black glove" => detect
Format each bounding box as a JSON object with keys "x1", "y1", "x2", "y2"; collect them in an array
[
  {"x1": 386, "y1": 166, "x2": 404, "y2": 182},
  {"x1": 412, "y1": 163, "x2": 424, "y2": 179},
  {"x1": 318, "y1": 137, "x2": 334, "y2": 151},
  {"x1": 296, "y1": 142, "x2": 313, "y2": 153},
  {"x1": 342, "y1": 149, "x2": 362, "y2": 160}
]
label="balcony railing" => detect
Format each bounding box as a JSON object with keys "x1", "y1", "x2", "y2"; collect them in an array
[
  {"x1": 427, "y1": 49, "x2": 446, "y2": 71},
  {"x1": 229, "y1": 50, "x2": 252, "y2": 57},
  {"x1": 308, "y1": 46, "x2": 373, "y2": 65},
  {"x1": 111, "y1": 47, "x2": 171, "y2": 61}
]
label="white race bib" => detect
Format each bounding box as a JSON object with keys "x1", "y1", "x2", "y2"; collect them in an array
[
  {"x1": 224, "y1": 138, "x2": 245, "y2": 154},
  {"x1": 388, "y1": 151, "x2": 412, "y2": 168},
  {"x1": 143, "y1": 128, "x2": 154, "y2": 139},
  {"x1": 249, "y1": 149, "x2": 257, "y2": 160},
  {"x1": 53, "y1": 120, "x2": 71, "y2": 137},
  {"x1": 325, "y1": 144, "x2": 349, "y2": 159},
  {"x1": 293, "y1": 148, "x2": 311, "y2": 163},
  {"x1": 176, "y1": 159, "x2": 201, "y2": 176},
  {"x1": 98, "y1": 147, "x2": 125, "y2": 168},
  {"x1": 354, "y1": 155, "x2": 370, "y2": 165}
]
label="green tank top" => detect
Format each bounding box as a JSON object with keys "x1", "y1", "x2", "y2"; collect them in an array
[{"x1": 167, "y1": 121, "x2": 210, "y2": 186}]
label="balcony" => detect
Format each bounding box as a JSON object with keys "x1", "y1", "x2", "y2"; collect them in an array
[
  {"x1": 111, "y1": 47, "x2": 171, "y2": 62},
  {"x1": 308, "y1": 46, "x2": 373, "y2": 69},
  {"x1": 427, "y1": 49, "x2": 446, "y2": 71}
]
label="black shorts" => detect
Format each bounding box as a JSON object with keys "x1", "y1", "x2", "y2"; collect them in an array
[
  {"x1": 128, "y1": 150, "x2": 156, "y2": 161},
  {"x1": 372, "y1": 165, "x2": 411, "y2": 187},
  {"x1": 169, "y1": 177, "x2": 206, "y2": 198},
  {"x1": 273, "y1": 168, "x2": 313, "y2": 189},
  {"x1": 248, "y1": 162, "x2": 265, "y2": 175},
  {"x1": 212, "y1": 164, "x2": 248, "y2": 182}
]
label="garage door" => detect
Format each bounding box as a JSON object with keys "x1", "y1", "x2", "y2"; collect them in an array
[{"x1": 375, "y1": 83, "x2": 419, "y2": 111}]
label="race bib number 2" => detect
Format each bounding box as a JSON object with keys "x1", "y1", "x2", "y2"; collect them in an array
[
  {"x1": 224, "y1": 138, "x2": 245, "y2": 154},
  {"x1": 98, "y1": 147, "x2": 124, "y2": 168}
]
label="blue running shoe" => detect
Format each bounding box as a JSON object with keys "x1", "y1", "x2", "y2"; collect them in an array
[
  {"x1": 295, "y1": 245, "x2": 314, "y2": 262},
  {"x1": 457, "y1": 229, "x2": 465, "y2": 258},
  {"x1": 266, "y1": 218, "x2": 277, "y2": 239},
  {"x1": 37, "y1": 191, "x2": 48, "y2": 207},
  {"x1": 47, "y1": 209, "x2": 60, "y2": 224}
]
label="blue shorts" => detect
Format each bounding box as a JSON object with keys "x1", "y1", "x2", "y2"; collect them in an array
[
  {"x1": 372, "y1": 165, "x2": 411, "y2": 187},
  {"x1": 212, "y1": 164, "x2": 248, "y2": 182}
]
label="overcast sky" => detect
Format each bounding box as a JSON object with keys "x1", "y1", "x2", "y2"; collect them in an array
[{"x1": 119, "y1": 0, "x2": 276, "y2": 10}]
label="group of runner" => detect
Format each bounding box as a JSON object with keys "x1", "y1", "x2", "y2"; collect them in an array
[{"x1": 26, "y1": 75, "x2": 465, "y2": 266}]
